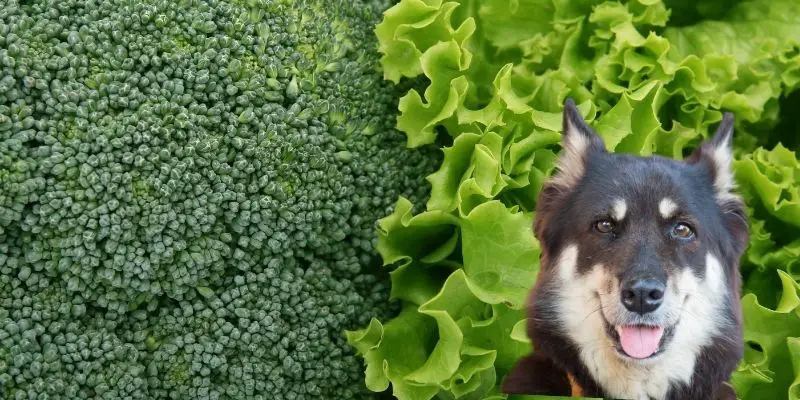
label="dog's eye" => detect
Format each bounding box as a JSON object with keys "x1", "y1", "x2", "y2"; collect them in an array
[
  {"x1": 671, "y1": 222, "x2": 694, "y2": 239},
  {"x1": 594, "y1": 219, "x2": 615, "y2": 233}
]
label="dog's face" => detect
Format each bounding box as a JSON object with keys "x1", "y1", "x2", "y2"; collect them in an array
[
  {"x1": 519, "y1": 100, "x2": 749, "y2": 398},
  {"x1": 544, "y1": 145, "x2": 739, "y2": 361}
]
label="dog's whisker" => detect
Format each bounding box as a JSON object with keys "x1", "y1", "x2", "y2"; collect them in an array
[{"x1": 579, "y1": 303, "x2": 609, "y2": 324}]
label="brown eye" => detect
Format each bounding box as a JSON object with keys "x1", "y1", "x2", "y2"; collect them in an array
[
  {"x1": 595, "y1": 219, "x2": 614, "y2": 233},
  {"x1": 672, "y1": 222, "x2": 694, "y2": 239}
]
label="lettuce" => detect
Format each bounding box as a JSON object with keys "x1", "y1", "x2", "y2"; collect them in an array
[
  {"x1": 347, "y1": 0, "x2": 800, "y2": 398},
  {"x1": 731, "y1": 271, "x2": 800, "y2": 399},
  {"x1": 735, "y1": 144, "x2": 800, "y2": 230}
]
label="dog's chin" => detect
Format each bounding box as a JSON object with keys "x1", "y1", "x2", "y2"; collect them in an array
[{"x1": 601, "y1": 317, "x2": 678, "y2": 362}]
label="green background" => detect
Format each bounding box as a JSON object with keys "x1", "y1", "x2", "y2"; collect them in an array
[{"x1": 347, "y1": 0, "x2": 800, "y2": 399}]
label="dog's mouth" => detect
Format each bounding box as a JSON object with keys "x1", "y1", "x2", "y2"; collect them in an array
[
  {"x1": 600, "y1": 310, "x2": 678, "y2": 360},
  {"x1": 606, "y1": 323, "x2": 675, "y2": 359}
]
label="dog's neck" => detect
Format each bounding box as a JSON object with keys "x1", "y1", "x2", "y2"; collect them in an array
[
  {"x1": 543, "y1": 246, "x2": 734, "y2": 398},
  {"x1": 508, "y1": 283, "x2": 741, "y2": 400},
  {"x1": 574, "y1": 334, "x2": 695, "y2": 399},
  {"x1": 529, "y1": 305, "x2": 740, "y2": 400}
]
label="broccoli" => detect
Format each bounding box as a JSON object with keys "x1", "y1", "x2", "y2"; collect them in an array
[{"x1": 0, "y1": 0, "x2": 437, "y2": 398}]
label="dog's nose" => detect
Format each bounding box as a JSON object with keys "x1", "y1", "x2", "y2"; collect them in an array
[{"x1": 620, "y1": 279, "x2": 665, "y2": 314}]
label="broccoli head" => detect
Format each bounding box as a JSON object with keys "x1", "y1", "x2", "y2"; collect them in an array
[{"x1": 0, "y1": 0, "x2": 437, "y2": 398}]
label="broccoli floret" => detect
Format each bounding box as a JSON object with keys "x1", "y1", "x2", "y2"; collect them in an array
[
  {"x1": 0, "y1": 0, "x2": 437, "y2": 398},
  {"x1": 0, "y1": 265, "x2": 150, "y2": 399}
]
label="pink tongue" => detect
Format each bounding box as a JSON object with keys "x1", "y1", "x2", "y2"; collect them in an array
[{"x1": 617, "y1": 325, "x2": 664, "y2": 359}]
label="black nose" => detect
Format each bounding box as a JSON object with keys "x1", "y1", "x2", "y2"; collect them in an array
[{"x1": 620, "y1": 279, "x2": 665, "y2": 314}]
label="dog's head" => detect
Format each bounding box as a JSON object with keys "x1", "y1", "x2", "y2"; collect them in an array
[{"x1": 509, "y1": 99, "x2": 749, "y2": 397}]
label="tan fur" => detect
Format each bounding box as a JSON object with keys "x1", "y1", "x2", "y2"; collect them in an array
[
  {"x1": 612, "y1": 198, "x2": 627, "y2": 221},
  {"x1": 568, "y1": 373, "x2": 584, "y2": 397},
  {"x1": 659, "y1": 198, "x2": 677, "y2": 219}
]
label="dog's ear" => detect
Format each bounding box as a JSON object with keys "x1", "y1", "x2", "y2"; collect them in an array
[
  {"x1": 686, "y1": 112, "x2": 749, "y2": 257},
  {"x1": 686, "y1": 113, "x2": 736, "y2": 200},
  {"x1": 534, "y1": 98, "x2": 605, "y2": 243},
  {"x1": 550, "y1": 98, "x2": 606, "y2": 189}
]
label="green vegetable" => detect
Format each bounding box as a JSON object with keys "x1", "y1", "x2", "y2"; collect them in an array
[
  {"x1": 0, "y1": 0, "x2": 438, "y2": 398},
  {"x1": 347, "y1": 0, "x2": 800, "y2": 399},
  {"x1": 732, "y1": 270, "x2": 800, "y2": 399}
]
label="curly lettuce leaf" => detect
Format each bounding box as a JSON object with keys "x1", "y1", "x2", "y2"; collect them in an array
[
  {"x1": 460, "y1": 201, "x2": 539, "y2": 308},
  {"x1": 376, "y1": 0, "x2": 476, "y2": 83},
  {"x1": 353, "y1": 0, "x2": 800, "y2": 398},
  {"x1": 345, "y1": 307, "x2": 440, "y2": 400},
  {"x1": 731, "y1": 270, "x2": 800, "y2": 400},
  {"x1": 376, "y1": 197, "x2": 460, "y2": 268},
  {"x1": 734, "y1": 144, "x2": 800, "y2": 229},
  {"x1": 788, "y1": 337, "x2": 800, "y2": 400}
]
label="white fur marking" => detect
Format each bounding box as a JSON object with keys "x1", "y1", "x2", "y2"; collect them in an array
[
  {"x1": 553, "y1": 249, "x2": 731, "y2": 400},
  {"x1": 712, "y1": 137, "x2": 733, "y2": 191},
  {"x1": 552, "y1": 120, "x2": 590, "y2": 188},
  {"x1": 556, "y1": 244, "x2": 579, "y2": 281},
  {"x1": 659, "y1": 198, "x2": 677, "y2": 219},
  {"x1": 704, "y1": 252, "x2": 727, "y2": 298},
  {"x1": 709, "y1": 134, "x2": 737, "y2": 202},
  {"x1": 612, "y1": 199, "x2": 627, "y2": 221}
]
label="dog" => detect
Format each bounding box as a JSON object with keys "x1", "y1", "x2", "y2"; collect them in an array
[{"x1": 501, "y1": 99, "x2": 749, "y2": 400}]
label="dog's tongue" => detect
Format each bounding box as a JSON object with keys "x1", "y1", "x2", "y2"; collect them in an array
[{"x1": 617, "y1": 325, "x2": 664, "y2": 359}]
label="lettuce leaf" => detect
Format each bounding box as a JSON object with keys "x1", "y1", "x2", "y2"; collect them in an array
[
  {"x1": 734, "y1": 144, "x2": 800, "y2": 229},
  {"x1": 731, "y1": 270, "x2": 800, "y2": 400},
  {"x1": 349, "y1": 0, "x2": 800, "y2": 398}
]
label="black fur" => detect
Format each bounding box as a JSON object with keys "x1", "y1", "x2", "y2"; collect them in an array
[
  {"x1": 501, "y1": 352, "x2": 572, "y2": 396},
  {"x1": 502, "y1": 99, "x2": 749, "y2": 400}
]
